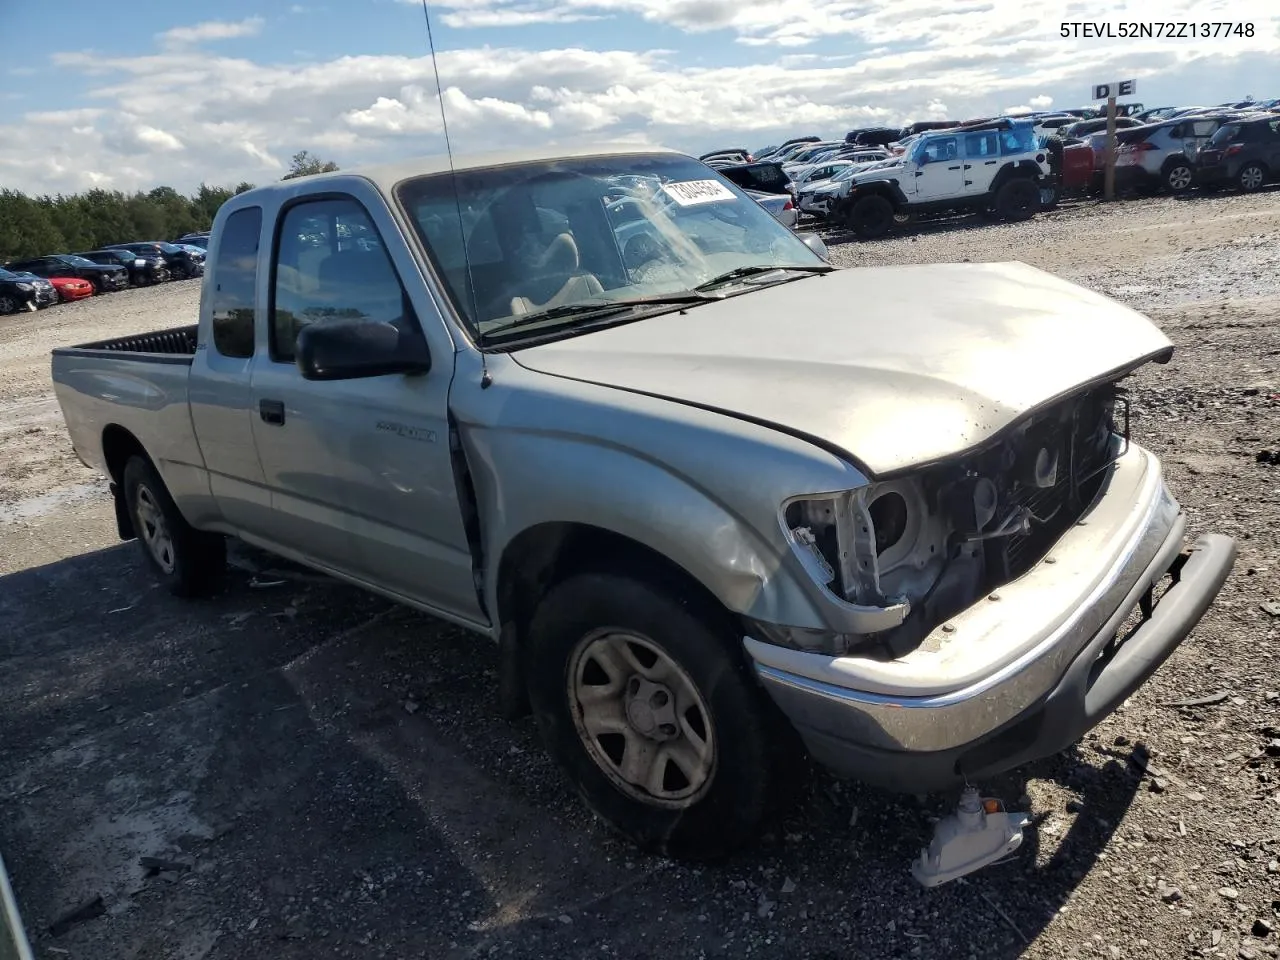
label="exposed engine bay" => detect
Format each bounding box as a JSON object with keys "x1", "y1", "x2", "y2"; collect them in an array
[{"x1": 784, "y1": 382, "x2": 1129, "y2": 658}]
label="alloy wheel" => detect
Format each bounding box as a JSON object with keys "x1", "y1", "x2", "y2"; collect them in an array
[
  {"x1": 135, "y1": 483, "x2": 176, "y2": 574},
  {"x1": 568, "y1": 629, "x2": 716, "y2": 808}
]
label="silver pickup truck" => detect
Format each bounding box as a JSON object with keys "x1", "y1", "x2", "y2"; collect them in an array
[{"x1": 52, "y1": 144, "x2": 1234, "y2": 874}]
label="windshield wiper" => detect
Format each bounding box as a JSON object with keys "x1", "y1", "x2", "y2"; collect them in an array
[
  {"x1": 476, "y1": 293, "x2": 716, "y2": 343},
  {"x1": 693, "y1": 263, "x2": 834, "y2": 292}
]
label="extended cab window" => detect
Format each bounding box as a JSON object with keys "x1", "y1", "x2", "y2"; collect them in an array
[
  {"x1": 271, "y1": 197, "x2": 409, "y2": 363},
  {"x1": 210, "y1": 207, "x2": 261, "y2": 359}
]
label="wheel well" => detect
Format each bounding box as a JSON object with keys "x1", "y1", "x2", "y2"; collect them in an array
[
  {"x1": 101, "y1": 425, "x2": 151, "y2": 540},
  {"x1": 495, "y1": 522, "x2": 740, "y2": 716},
  {"x1": 1161, "y1": 154, "x2": 1190, "y2": 171},
  {"x1": 101, "y1": 424, "x2": 148, "y2": 484},
  {"x1": 850, "y1": 185, "x2": 900, "y2": 210},
  {"x1": 991, "y1": 163, "x2": 1039, "y2": 192},
  {"x1": 498, "y1": 523, "x2": 733, "y2": 635}
]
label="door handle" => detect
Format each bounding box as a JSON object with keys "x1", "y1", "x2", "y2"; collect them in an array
[
  {"x1": 963, "y1": 164, "x2": 972, "y2": 169},
  {"x1": 985, "y1": 160, "x2": 997, "y2": 165},
  {"x1": 914, "y1": 170, "x2": 924, "y2": 176},
  {"x1": 965, "y1": 180, "x2": 973, "y2": 186},
  {"x1": 259, "y1": 399, "x2": 285, "y2": 425},
  {"x1": 947, "y1": 165, "x2": 961, "y2": 170}
]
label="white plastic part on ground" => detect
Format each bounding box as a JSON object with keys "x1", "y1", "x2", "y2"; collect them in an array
[{"x1": 911, "y1": 787, "x2": 1031, "y2": 888}]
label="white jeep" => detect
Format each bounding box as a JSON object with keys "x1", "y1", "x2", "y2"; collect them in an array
[{"x1": 831, "y1": 120, "x2": 1052, "y2": 238}]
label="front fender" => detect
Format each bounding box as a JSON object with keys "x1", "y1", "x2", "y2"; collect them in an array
[{"x1": 451, "y1": 354, "x2": 868, "y2": 635}]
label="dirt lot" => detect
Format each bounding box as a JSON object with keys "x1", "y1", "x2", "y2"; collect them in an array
[{"x1": 2, "y1": 190, "x2": 1279, "y2": 960}]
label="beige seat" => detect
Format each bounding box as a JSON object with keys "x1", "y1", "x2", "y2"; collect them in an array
[{"x1": 508, "y1": 233, "x2": 604, "y2": 316}]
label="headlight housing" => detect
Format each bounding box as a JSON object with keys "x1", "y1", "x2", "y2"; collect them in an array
[
  {"x1": 15, "y1": 282, "x2": 33, "y2": 292},
  {"x1": 781, "y1": 478, "x2": 953, "y2": 612}
]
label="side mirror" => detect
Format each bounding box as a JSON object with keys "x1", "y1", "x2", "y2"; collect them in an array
[
  {"x1": 296, "y1": 318, "x2": 431, "y2": 381},
  {"x1": 801, "y1": 233, "x2": 830, "y2": 262}
]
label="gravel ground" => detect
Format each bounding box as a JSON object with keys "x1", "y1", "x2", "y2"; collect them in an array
[{"x1": 2, "y1": 190, "x2": 1279, "y2": 960}]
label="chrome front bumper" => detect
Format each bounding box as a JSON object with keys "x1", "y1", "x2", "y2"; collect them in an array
[{"x1": 745, "y1": 445, "x2": 1235, "y2": 791}]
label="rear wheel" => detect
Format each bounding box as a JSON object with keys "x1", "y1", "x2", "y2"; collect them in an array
[
  {"x1": 1238, "y1": 162, "x2": 1267, "y2": 192},
  {"x1": 994, "y1": 178, "x2": 1039, "y2": 222},
  {"x1": 0, "y1": 294, "x2": 18, "y2": 314},
  {"x1": 1163, "y1": 160, "x2": 1194, "y2": 193},
  {"x1": 526, "y1": 572, "x2": 786, "y2": 859},
  {"x1": 122, "y1": 456, "x2": 225, "y2": 597},
  {"x1": 847, "y1": 194, "x2": 895, "y2": 239}
]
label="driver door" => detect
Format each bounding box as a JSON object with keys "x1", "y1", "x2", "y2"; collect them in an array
[{"x1": 911, "y1": 136, "x2": 965, "y2": 200}]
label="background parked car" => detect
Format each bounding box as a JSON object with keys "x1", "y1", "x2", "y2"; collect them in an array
[
  {"x1": 0, "y1": 266, "x2": 57, "y2": 314},
  {"x1": 76, "y1": 248, "x2": 170, "y2": 285},
  {"x1": 716, "y1": 161, "x2": 795, "y2": 198},
  {"x1": 1113, "y1": 114, "x2": 1241, "y2": 194},
  {"x1": 173, "y1": 231, "x2": 211, "y2": 249},
  {"x1": 102, "y1": 241, "x2": 205, "y2": 279},
  {"x1": 1195, "y1": 115, "x2": 1280, "y2": 191},
  {"x1": 48, "y1": 276, "x2": 94, "y2": 302},
  {"x1": 4, "y1": 254, "x2": 128, "y2": 293},
  {"x1": 746, "y1": 189, "x2": 797, "y2": 228}
]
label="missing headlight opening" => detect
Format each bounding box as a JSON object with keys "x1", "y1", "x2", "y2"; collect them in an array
[{"x1": 784, "y1": 382, "x2": 1129, "y2": 657}]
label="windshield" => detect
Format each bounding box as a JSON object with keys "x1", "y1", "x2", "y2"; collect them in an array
[
  {"x1": 156, "y1": 242, "x2": 184, "y2": 253},
  {"x1": 61, "y1": 255, "x2": 97, "y2": 267},
  {"x1": 396, "y1": 153, "x2": 823, "y2": 342}
]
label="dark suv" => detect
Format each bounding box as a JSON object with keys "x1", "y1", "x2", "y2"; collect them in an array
[
  {"x1": 76, "y1": 249, "x2": 171, "y2": 285},
  {"x1": 103, "y1": 242, "x2": 205, "y2": 279},
  {"x1": 4, "y1": 254, "x2": 128, "y2": 293},
  {"x1": 715, "y1": 161, "x2": 794, "y2": 198},
  {"x1": 0, "y1": 267, "x2": 58, "y2": 314},
  {"x1": 1195, "y1": 115, "x2": 1280, "y2": 191}
]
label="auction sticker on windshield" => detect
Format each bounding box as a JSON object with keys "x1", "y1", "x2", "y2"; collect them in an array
[{"x1": 661, "y1": 180, "x2": 737, "y2": 206}]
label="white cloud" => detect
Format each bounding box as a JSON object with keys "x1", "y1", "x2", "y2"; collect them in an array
[
  {"x1": 2, "y1": 0, "x2": 1278, "y2": 195},
  {"x1": 158, "y1": 17, "x2": 264, "y2": 48}
]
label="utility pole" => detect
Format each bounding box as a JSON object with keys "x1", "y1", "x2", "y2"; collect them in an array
[{"x1": 1103, "y1": 95, "x2": 1117, "y2": 202}]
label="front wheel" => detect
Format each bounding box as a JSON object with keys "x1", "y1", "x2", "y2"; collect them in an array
[
  {"x1": 526, "y1": 572, "x2": 785, "y2": 859},
  {"x1": 0, "y1": 294, "x2": 18, "y2": 314},
  {"x1": 122, "y1": 456, "x2": 226, "y2": 597},
  {"x1": 994, "y1": 178, "x2": 1039, "y2": 222},
  {"x1": 847, "y1": 194, "x2": 895, "y2": 239}
]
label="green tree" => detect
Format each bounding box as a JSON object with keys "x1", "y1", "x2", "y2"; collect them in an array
[
  {"x1": 0, "y1": 190, "x2": 67, "y2": 261},
  {"x1": 0, "y1": 180, "x2": 254, "y2": 261},
  {"x1": 282, "y1": 150, "x2": 340, "y2": 180}
]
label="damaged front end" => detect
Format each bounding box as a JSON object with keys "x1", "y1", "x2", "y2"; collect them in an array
[{"x1": 780, "y1": 382, "x2": 1129, "y2": 657}]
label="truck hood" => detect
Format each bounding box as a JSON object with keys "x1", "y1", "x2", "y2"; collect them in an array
[{"x1": 513, "y1": 261, "x2": 1173, "y2": 477}]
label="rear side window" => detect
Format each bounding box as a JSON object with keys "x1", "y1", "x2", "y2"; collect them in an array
[
  {"x1": 271, "y1": 196, "x2": 410, "y2": 363},
  {"x1": 210, "y1": 207, "x2": 262, "y2": 359}
]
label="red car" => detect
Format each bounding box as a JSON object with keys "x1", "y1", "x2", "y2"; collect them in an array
[{"x1": 49, "y1": 276, "x2": 93, "y2": 302}]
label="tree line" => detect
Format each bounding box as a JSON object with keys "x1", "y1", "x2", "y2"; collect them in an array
[{"x1": 0, "y1": 151, "x2": 339, "y2": 263}]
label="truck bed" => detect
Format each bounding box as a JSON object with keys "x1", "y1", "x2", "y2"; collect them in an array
[{"x1": 51, "y1": 324, "x2": 197, "y2": 364}]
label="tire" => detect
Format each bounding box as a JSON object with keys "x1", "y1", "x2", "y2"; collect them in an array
[
  {"x1": 847, "y1": 193, "x2": 895, "y2": 239},
  {"x1": 0, "y1": 294, "x2": 18, "y2": 315},
  {"x1": 1238, "y1": 162, "x2": 1267, "y2": 192},
  {"x1": 525, "y1": 572, "x2": 786, "y2": 859},
  {"x1": 1162, "y1": 159, "x2": 1194, "y2": 193},
  {"x1": 994, "y1": 178, "x2": 1039, "y2": 222},
  {"x1": 1039, "y1": 179, "x2": 1062, "y2": 210},
  {"x1": 121, "y1": 455, "x2": 225, "y2": 597}
]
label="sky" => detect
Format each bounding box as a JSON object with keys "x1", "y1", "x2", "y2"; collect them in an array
[{"x1": 1, "y1": 0, "x2": 1278, "y2": 196}]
